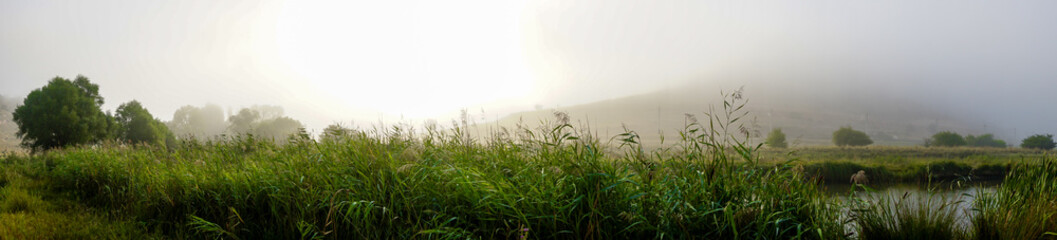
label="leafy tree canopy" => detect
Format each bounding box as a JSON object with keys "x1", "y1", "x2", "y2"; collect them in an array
[
  {"x1": 833, "y1": 126, "x2": 872, "y2": 147},
  {"x1": 929, "y1": 131, "x2": 966, "y2": 147},
  {"x1": 228, "y1": 108, "x2": 261, "y2": 134},
  {"x1": 227, "y1": 106, "x2": 304, "y2": 143},
  {"x1": 168, "y1": 104, "x2": 227, "y2": 141},
  {"x1": 12, "y1": 76, "x2": 116, "y2": 151},
  {"x1": 765, "y1": 128, "x2": 788, "y2": 148},
  {"x1": 115, "y1": 100, "x2": 173, "y2": 146},
  {"x1": 253, "y1": 116, "x2": 304, "y2": 141},
  {"x1": 1021, "y1": 134, "x2": 1056, "y2": 150},
  {"x1": 965, "y1": 134, "x2": 1006, "y2": 148}
]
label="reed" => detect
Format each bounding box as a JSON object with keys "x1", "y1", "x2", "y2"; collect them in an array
[
  {"x1": 972, "y1": 155, "x2": 1057, "y2": 240},
  {"x1": 848, "y1": 186, "x2": 968, "y2": 240},
  {"x1": 9, "y1": 91, "x2": 843, "y2": 239}
]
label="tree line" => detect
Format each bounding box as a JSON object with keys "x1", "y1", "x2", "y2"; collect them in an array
[
  {"x1": 11, "y1": 75, "x2": 306, "y2": 152},
  {"x1": 765, "y1": 126, "x2": 1055, "y2": 150}
]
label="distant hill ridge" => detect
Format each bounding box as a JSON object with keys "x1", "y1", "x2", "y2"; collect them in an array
[{"x1": 486, "y1": 85, "x2": 987, "y2": 147}]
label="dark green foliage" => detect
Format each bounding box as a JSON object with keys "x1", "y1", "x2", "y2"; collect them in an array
[
  {"x1": 795, "y1": 160, "x2": 992, "y2": 184},
  {"x1": 765, "y1": 128, "x2": 788, "y2": 148},
  {"x1": 833, "y1": 126, "x2": 873, "y2": 147},
  {"x1": 11, "y1": 76, "x2": 116, "y2": 151},
  {"x1": 929, "y1": 131, "x2": 966, "y2": 147},
  {"x1": 115, "y1": 100, "x2": 173, "y2": 146},
  {"x1": 1020, "y1": 134, "x2": 1056, "y2": 150},
  {"x1": 965, "y1": 134, "x2": 1006, "y2": 148}
]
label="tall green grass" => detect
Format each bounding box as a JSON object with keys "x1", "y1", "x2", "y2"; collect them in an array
[
  {"x1": 973, "y1": 155, "x2": 1057, "y2": 240},
  {"x1": 0, "y1": 154, "x2": 154, "y2": 239},
  {"x1": 848, "y1": 186, "x2": 969, "y2": 240},
  {"x1": 842, "y1": 154, "x2": 1057, "y2": 240},
  {"x1": 21, "y1": 91, "x2": 844, "y2": 239},
  {"x1": 7, "y1": 88, "x2": 1052, "y2": 239}
]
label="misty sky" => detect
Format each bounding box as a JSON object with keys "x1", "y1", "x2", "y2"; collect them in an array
[{"x1": 2, "y1": 0, "x2": 1055, "y2": 135}]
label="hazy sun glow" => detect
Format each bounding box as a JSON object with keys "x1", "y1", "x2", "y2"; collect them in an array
[{"x1": 274, "y1": 0, "x2": 535, "y2": 119}]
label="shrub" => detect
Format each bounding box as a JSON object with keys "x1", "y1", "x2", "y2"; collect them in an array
[
  {"x1": 765, "y1": 128, "x2": 788, "y2": 148},
  {"x1": 929, "y1": 131, "x2": 966, "y2": 147},
  {"x1": 965, "y1": 134, "x2": 1006, "y2": 148},
  {"x1": 1020, "y1": 134, "x2": 1056, "y2": 150},
  {"x1": 833, "y1": 126, "x2": 872, "y2": 147}
]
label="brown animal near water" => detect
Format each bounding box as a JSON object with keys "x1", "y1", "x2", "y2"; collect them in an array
[{"x1": 850, "y1": 170, "x2": 869, "y2": 185}]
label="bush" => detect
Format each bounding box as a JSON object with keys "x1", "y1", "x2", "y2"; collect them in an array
[
  {"x1": 965, "y1": 134, "x2": 1006, "y2": 148},
  {"x1": 833, "y1": 126, "x2": 872, "y2": 147},
  {"x1": 928, "y1": 131, "x2": 966, "y2": 147},
  {"x1": 764, "y1": 128, "x2": 787, "y2": 148},
  {"x1": 1020, "y1": 134, "x2": 1056, "y2": 150}
]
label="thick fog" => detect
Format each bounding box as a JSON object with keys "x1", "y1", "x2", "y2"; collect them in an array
[{"x1": 2, "y1": 0, "x2": 1055, "y2": 138}]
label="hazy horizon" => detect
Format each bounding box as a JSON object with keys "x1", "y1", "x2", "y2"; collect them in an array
[{"x1": 3, "y1": 0, "x2": 1056, "y2": 137}]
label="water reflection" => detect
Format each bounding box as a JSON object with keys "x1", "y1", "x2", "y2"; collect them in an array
[{"x1": 823, "y1": 181, "x2": 1000, "y2": 237}]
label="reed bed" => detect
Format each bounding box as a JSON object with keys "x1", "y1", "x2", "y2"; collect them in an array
[
  {"x1": 973, "y1": 155, "x2": 1057, "y2": 240},
  {"x1": 2, "y1": 90, "x2": 1053, "y2": 239},
  {"x1": 14, "y1": 93, "x2": 844, "y2": 239}
]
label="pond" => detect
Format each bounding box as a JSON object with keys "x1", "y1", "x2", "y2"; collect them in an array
[{"x1": 822, "y1": 180, "x2": 1001, "y2": 237}]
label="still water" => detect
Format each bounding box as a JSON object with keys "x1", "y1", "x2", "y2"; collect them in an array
[{"x1": 822, "y1": 180, "x2": 1000, "y2": 236}]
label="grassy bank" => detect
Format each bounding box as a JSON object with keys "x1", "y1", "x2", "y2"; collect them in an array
[
  {"x1": 0, "y1": 156, "x2": 155, "y2": 239},
  {"x1": 841, "y1": 154, "x2": 1057, "y2": 240},
  {"x1": 756, "y1": 147, "x2": 1045, "y2": 184}
]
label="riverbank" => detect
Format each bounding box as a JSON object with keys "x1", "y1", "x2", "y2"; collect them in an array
[{"x1": 757, "y1": 146, "x2": 1046, "y2": 183}]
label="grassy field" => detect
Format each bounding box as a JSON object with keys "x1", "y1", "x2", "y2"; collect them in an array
[
  {"x1": 0, "y1": 156, "x2": 158, "y2": 239},
  {"x1": 0, "y1": 95, "x2": 1053, "y2": 239}
]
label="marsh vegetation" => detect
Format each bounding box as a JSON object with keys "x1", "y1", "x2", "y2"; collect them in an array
[{"x1": 0, "y1": 90, "x2": 1054, "y2": 239}]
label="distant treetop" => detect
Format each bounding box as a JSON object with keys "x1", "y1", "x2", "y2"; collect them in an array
[
  {"x1": 1021, "y1": 134, "x2": 1056, "y2": 150},
  {"x1": 833, "y1": 126, "x2": 872, "y2": 147}
]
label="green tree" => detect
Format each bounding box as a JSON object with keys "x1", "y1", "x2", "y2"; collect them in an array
[
  {"x1": 764, "y1": 128, "x2": 788, "y2": 148},
  {"x1": 12, "y1": 76, "x2": 115, "y2": 151},
  {"x1": 320, "y1": 123, "x2": 355, "y2": 142},
  {"x1": 1021, "y1": 134, "x2": 1056, "y2": 150},
  {"x1": 929, "y1": 131, "x2": 966, "y2": 147},
  {"x1": 226, "y1": 106, "x2": 304, "y2": 143},
  {"x1": 833, "y1": 126, "x2": 872, "y2": 147},
  {"x1": 965, "y1": 134, "x2": 1006, "y2": 148},
  {"x1": 253, "y1": 116, "x2": 304, "y2": 142},
  {"x1": 168, "y1": 104, "x2": 227, "y2": 141},
  {"x1": 115, "y1": 100, "x2": 174, "y2": 146},
  {"x1": 228, "y1": 108, "x2": 260, "y2": 134}
]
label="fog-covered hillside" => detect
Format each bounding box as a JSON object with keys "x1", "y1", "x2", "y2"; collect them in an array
[{"x1": 486, "y1": 84, "x2": 995, "y2": 147}]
